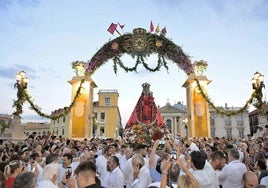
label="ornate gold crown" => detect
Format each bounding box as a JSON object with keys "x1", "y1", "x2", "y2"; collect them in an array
[{"x1": 133, "y1": 28, "x2": 146, "y2": 35}]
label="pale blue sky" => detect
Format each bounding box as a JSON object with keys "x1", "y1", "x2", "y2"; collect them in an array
[{"x1": 0, "y1": 0, "x2": 268, "y2": 124}]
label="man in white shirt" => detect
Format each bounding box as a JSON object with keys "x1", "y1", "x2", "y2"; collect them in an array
[
  {"x1": 204, "y1": 151, "x2": 227, "y2": 187},
  {"x1": 218, "y1": 148, "x2": 247, "y2": 188},
  {"x1": 119, "y1": 147, "x2": 133, "y2": 170},
  {"x1": 38, "y1": 163, "x2": 59, "y2": 188},
  {"x1": 131, "y1": 154, "x2": 152, "y2": 188},
  {"x1": 102, "y1": 156, "x2": 124, "y2": 188},
  {"x1": 190, "y1": 151, "x2": 219, "y2": 188},
  {"x1": 122, "y1": 144, "x2": 149, "y2": 188},
  {"x1": 59, "y1": 153, "x2": 74, "y2": 188},
  {"x1": 96, "y1": 145, "x2": 114, "y2": 183},
  {"x1": 187, "y1": 140, "x2": 199, "y2": 153},
  {"x1": 206, "y1": 150, "x2": 227, "y2": 172},
  {"x1": 30, "y1": 152, "x2": 44, "y2": 185}
]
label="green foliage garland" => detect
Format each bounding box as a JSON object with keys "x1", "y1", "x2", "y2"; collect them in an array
[
  {"x1": 194, "y1": 78, "x2": 263, "y2": 116},
  {"x1": 13, "y1": 79, "x2": 85, "y2": 120},
  {"x1": 13, "y1": 82, "x2": 26, "y2": 117}
]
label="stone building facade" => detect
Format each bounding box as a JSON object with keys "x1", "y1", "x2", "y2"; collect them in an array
[{"x1": 159, "y1": 102, "x2": 251, "y2": 138}]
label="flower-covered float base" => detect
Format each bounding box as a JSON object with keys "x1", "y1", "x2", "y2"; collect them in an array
[{"x1": 123, "y1": 124, "x2": 171, "y2": 147}]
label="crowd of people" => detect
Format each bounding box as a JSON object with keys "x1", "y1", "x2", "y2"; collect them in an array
[{"x1": 1, "y1": 129, "x2": 268, "y2": 188}]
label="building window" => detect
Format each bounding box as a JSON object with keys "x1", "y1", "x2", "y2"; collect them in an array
[
  {"x1": 225, "y1": 118, "x2": 231, "y2": 126},
  {"x1": 211, "y1": 128, "x2": 216, "y2": 138},
  {"x1": 63, "y1": 116, "x2": 65, "y2": 122},
  {"x1": 100, "y1": 127, "x2": 105, "y2": 137},
  {"x1": 62, "y1": 128, "x2": 64, "y2": 135},
  {"x1": 93, "y1": 112, "x2": 97, "y2": 119},
  {"x1": 166, "y1": 119, "x2": 172, "y2": 132},
  {"x1": 100, "y1": 112, "x2": 105, "y2": 122},
  {"x1": 210, "y1": 114, "x2": 215, "y2": 126},
  {"x1": 236, "y1": 115, "x2": 243, "y2": 126},
  {"x1": 238, "y1": 129, "x2": 244, "y2": 138},
  {"x1": 226, "y1": 129, "x2": 232, "y2": 139},
  {"x1": 105, "y1": 97, "x2": 110, "y2": 106}
]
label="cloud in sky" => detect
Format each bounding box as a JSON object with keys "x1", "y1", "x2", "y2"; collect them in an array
[{"x1": 0, "y1": 64, "x2": 37, "y2": 80}]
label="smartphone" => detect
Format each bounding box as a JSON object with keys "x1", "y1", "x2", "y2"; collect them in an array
[
  {"x1": 175, "y1": 135, "x2": 180, "y2": 145},
  {"x1": 159, "y1": 140, "x2": 165, "y2": 145},
  {"x1": 66, "y1": 167, "x2": 72, "y2": 179},
  {"x1": 137, "y1": 164, "x2": 142, "y2": 170},
  {"x1": 31, "y1": 167, "x2": 36, "y2": 172},
  {"x1": 170, "y1": 149, "x2": 177, "y2": 160}
]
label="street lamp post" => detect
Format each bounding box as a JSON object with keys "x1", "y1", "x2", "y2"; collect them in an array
[
  {"x1": 251, "y1": 72, "x2": 265, "y2": 109},
  {"x1": 13, "y1": 71, "x2": 29, "y2": 117},
  {"x1": 16, "y1": 71, "x2": 28, "y2": 89}
]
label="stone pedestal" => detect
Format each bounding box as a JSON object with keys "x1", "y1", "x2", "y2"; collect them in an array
[
  {"x1": 0, "y1": 115, "x2": 27, "y2": 143},
  {"x1": 0, "y1": 125, "x2": 27, "y2": 142}
]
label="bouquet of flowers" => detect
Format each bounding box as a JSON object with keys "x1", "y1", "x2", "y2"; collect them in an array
[{"x1": 123, "y1": 124, "x2": 170, "y2": 146}]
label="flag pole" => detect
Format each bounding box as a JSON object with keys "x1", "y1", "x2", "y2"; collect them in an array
[{"x1": 115, "y1": 29, "x2": 121, "y2": 36}]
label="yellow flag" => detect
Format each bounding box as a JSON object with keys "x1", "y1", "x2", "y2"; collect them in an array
[{"x1": 155, "y1": 24, "x2": 160, "y2": 33}]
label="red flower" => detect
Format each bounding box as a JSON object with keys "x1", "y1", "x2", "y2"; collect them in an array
[{"x1": 152, "y1": 132, "x2": 163, "y2": 141}]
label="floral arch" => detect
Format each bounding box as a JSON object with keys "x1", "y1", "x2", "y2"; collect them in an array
[
  {"x1": 14, "y1": 27, "x2": 195, "y2": 121},
  {"x1": 75, "y1": 27, "x2": 194, "y2": 77}
]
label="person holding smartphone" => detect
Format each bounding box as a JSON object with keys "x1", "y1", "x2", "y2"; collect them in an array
[
  {"x1": 59, "y1": 153, "x2": 73, "y2": 187},
  {"x1": 149, "y1": 140, "x2": 170, "y2": 182},
  {"x1": 131, "y1": 154, "x2": 152, "y2": 188}
]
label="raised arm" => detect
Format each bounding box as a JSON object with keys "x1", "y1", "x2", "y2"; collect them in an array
[
  {"x1": 149, "y1": 139, "x2": 159, "y2": 168},
  {"x1": 176, "y1": 157, "x2": 199, "y2": 187},
  {"x1": 160, "y1": 158, "x2": 172, "y2": 188}
]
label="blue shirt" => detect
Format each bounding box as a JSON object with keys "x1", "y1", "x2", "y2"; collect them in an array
[{"x1": 150, "y1": 167, "x2": 162, "y2": 182}]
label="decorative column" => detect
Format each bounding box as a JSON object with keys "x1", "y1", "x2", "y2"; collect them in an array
[
  {"x1": 182, "y1": 60, "x2": 211, "y2": 138},
  {"x1": 68, "y1": 62, "x2": 97, "y2": 139}
]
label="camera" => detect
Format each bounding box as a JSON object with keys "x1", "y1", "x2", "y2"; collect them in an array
[
  {"x1": 66, "y1": 167, "x2": 72, "y2": 179},
  {"x1": 170, "y1": 149, "x2": 177, "y2": 160}
]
